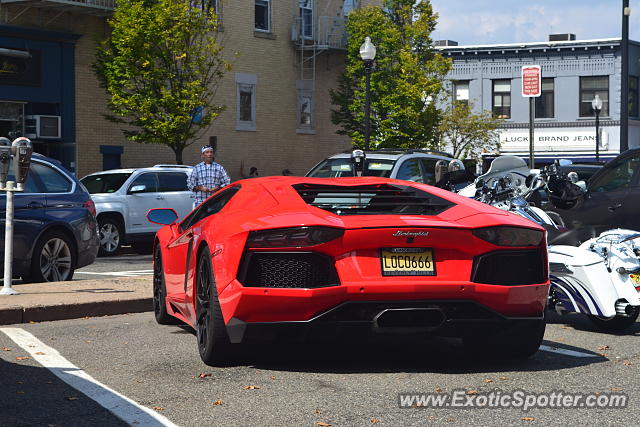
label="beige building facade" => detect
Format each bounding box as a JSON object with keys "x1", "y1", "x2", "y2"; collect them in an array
[{"x1": 0, "y1": 1, "x2": 375, "y2": 179}]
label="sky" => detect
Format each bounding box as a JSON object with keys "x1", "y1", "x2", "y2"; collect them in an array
[{"x1": 429, "y1": 0, "x2": 640, "y2": 45}]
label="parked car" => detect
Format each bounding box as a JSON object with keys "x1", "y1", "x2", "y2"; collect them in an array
[
  {"x1": 80, "y1": 165, "x2": 193, "y2": 256},
  {"x1": 306, "y1": 149, "x2": 455, "y2": 185},
  {"x1": 148, "y1": 176, "x2": 549, "y2": 366},
  {"x1": 546, "y1": 148, "x2": 640, "y2": 233},
  {"x1": 0, "y1": 154, "x2": 99, "y2": 283}
]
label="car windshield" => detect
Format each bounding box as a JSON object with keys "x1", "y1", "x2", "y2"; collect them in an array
[
  {"x1": 81, "y1": 173, "x2": 132, "y2": 194},
  {"x1": 307, "y1": 158, "x2": 396, "y2": 178}
]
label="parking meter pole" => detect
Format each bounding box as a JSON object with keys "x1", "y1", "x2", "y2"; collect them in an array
[{"x1": 1, "y1": 181, "x2": 18, "y2": 295}]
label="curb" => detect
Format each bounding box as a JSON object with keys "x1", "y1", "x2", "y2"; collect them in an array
[{"x1": 0, "y1": 298, "x2": 153, "y2": 325}]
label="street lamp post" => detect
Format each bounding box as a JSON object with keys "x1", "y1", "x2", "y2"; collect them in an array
[
  {"x1": 359, "y1": 36, "x2": 376, "y2": 151},
  {"x1": 592, "y1": 94, "x2": 603, "y2": 162}
]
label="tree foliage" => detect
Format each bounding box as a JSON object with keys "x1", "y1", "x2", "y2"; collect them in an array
[
  {"x1": 330, "y1": 0, "x2": 451, "y2": 149},
  {"x1": 436, "y1": 101, "x2": 503, "y2": 160},
  {"x1": 93, "y1": 0, "x2": 229, "y2": 163}
]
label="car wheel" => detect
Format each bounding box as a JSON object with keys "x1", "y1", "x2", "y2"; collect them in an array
[
  {"x1": 27, "y1": 230, "x2": 76, "y2": 283},
  {"x1": 589, "y1": 307, "x2": 640, "y2": 333},
  {"x1": 152, "y1": 244, "x2": 180, "y2": 325},
  {"x1": 463, "y1": 316, "x2": 546, "y2": 360},
  {"x1": 195, "y1": 248, "x2": 234, "y2": 366},
  {"x1": 98, "y1": 216, "x2": 123, "y2": 256}
]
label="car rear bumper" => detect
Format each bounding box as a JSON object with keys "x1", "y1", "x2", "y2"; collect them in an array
[
  {"x1": 219, "y1": 281, "x2": 549, "y2": 343},
  {"x1": 224, "y1": 299, "x2": 545, "y2": 344}
]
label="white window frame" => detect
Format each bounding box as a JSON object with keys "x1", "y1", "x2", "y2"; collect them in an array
[
  {"x1": 255, "y1": 0, "x2": 271, "y2": 32},
  {"x1": 299, "y1": 0, "x2": 313, "y2": 40},
  {"x1": 236, "y1": 73, "x2": 257, "y2": 131}
]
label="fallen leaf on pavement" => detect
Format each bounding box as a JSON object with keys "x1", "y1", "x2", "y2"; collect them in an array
[
  {"x1": 370, "y1": 418, "x2": 380, "y2": 423},
  {"x1": 244, "y1": 385, "x2": 260, "y2": 390},
  {"x1": 314, "y1": 409, "x2": 321, "y2": 414},
  {"x1": 499, "y1": 376, "x2": 509, "y2": 380},
  {"x1": 317, "y1": 423, "x2": 331, "y2": 427},
  {"x1": 198, "y1": 373, "x2": 211, "y2": 378},
  {"x1": 152, "y1": 406, "x2": 164, "y2": 411},
  {"x1": 212, "y1": 400, "x2": 223, "y2": 406},
  {"x1": 466, "y1": 390, "x2": 479, "y2": 395},
  {"x1": 600, "y1": 353, "x2": 608, "y2": 357},
  {"x1": 521, "y1": 417, "x2": 535, "y2": 421},
  {"x1": 446, "y1": 418, "x2": 456, "y2": 422},
  {"x1": 35, "y1": 352, "x2": 45, "y2": 355},
  {"x1": 1, "y1": 347, "x2": 11, "y2": 351},
  {"x1": 484, "y1": 379, "x2": 494, "y2": 383},
  {"x1": 610, "y1": 387, "x2": 623, "y2": 391},
  {"x1": 597, "y1": 345, "x2": 610, "y2": 350},
  {"x1": 15, "y1": 356, "x2": 30, "y2": 361},
  {"x1": 435, "y1": 387, "x2": 444, "y2": 393},
  {"x1": 623, "y1": 361, "x2": 633, "y2": 366},
  {"x1": 271, "y1": 376, "x2": 276, "y2": 380}
]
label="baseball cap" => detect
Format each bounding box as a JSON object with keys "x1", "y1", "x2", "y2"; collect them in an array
[{"x1": 201, "y1": 145, "x2": 214, "y2": 153}]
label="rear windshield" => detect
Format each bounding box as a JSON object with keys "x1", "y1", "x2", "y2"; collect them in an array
[
  {"x1": 292, "y1": 183, "x2": 454, "y2": 216},
  {"x1": 81, "y1": 173, "x2": 132, "y2": 194},
  {"x1": 307, "y1": 158, "x2": 396, "y2": 178}
]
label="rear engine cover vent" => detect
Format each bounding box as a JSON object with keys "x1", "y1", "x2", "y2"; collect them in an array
[
  {"x1": 292, "y1": 183, "x2": 455, "y2": 216},
  {"x1": 240, "y1": 252, "x2": 339, "y2": 288}
]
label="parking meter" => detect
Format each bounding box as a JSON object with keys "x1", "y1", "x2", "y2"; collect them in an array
[
  {"x1": 351, "y1": 149, "x2": 366, "y2": 177},
  {"x1": 11, "y1": 137, "x2": 33, "y2": 187},
  {"x1": 0, "y1": 137, "x2": 11, "y2": 187}
]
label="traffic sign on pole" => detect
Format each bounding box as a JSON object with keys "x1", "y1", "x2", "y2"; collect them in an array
[{"x1": 521, "y1": 65, "x2": 541, "y2": 97}]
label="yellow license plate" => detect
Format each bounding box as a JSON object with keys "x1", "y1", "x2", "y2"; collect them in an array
[
  {"x1": 381, "y1": 248, "x2": 435, "y2": 276},
  {"x1": 631, "y1": 274, "x2": 640, "y2": 285}
]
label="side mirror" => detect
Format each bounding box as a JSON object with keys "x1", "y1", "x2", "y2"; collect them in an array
[
  {"x1": 129, "y1": 184, "x2": 146, "y2": 193},
  {"x1": 147, "y1": 208, "x2": 178, "y2": 225}
]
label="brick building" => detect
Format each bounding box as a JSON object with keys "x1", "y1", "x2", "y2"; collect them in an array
[{"x1": 0, "y1": 1, "x2": 371, "y2": 178}]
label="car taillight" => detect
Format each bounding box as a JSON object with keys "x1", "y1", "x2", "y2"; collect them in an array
[
  {"x1": 84, "y1": 199, "x2": 97, "y2": 217},
  {"x1": 246, "y1": 226, "x2": 344, "y2": 248},
  {"x1": 473, "y1": 226, "x2": 544, "y2": 247}
]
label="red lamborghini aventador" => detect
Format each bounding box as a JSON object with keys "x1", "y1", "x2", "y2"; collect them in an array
[{"x1": 147, "y1": 176, "x2": 549, "y2": 366}]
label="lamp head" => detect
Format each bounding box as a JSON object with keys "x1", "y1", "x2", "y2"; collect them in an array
[
  {"x1": 591, "y1": 94, "x2": 603, "y2": 112},
  {"x1": 359, "y1": 37, "x2": 376, "y2": 61}
]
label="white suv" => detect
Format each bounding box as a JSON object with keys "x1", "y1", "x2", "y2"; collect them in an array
[
  {"x1": 306, "y1": 149, "x2": 454, "y2": 185},
  {"x1": 80, "y1": 165, "x2": 193, "y2": 255}
]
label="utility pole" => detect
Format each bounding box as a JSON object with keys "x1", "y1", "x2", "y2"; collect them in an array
[{"x1": 621, "y1": 0, "x2": 630, "y2": 152}]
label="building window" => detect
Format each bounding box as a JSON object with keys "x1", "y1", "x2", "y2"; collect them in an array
[
  {"x1": 99, "y1": 145, "x2": 123, "y2": 171},
  {"x1": 255, "y1": 0, "x2": 271, "y2": 32},
  {"x1": 453, "y1": 80, "x2": 469, "y2": 107},
  {"x1": 236, "y1": 73, "x2": 257, "y2": 131},
  {"x1": 580, "y1": 76, "x2": 609, "y2": 117},
  {"x1": 492, "y1": 80, "x2": 511, "y2": 119},
  {"x1": 629, "y1": 76, "x2": 639, "y2": 117},
  {"x1": 296, "y1": 80, "x2": 314, "y2": 132},
  {"x1": 300, "y1": 0, "x2": 313, "y2": 39},
  {"x1": 535, "y1": 78, "x2": 554, "y2": 119}
]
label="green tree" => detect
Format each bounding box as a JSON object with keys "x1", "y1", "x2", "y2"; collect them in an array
[
  {"x1": 436, "y1": 101, "x2": 503, "y2": 160},
  {"x1": 330, "y1": 0, "x2": 451, "y2": 149},
  {"x1": 93, "y1": 0, "x2": 229, "y2": 164}
]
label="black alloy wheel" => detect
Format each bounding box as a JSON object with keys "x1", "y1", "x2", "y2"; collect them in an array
[
  {"x1": 153, "y1": 244, "x2": 179, "y2": 325},
  {"x1": 195, "y1": 248, "x2": 234, "y2": 366}
]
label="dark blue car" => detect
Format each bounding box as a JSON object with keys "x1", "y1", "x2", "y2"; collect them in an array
[{"x1": 0, "y1": 154, "x2": 99, "y2": 283}]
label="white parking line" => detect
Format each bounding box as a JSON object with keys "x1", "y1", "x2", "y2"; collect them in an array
[
  {"x1": 75, "y1": 270, "x2": 153, "y2": 277},
  {"x1": 539, "y1": 344, "x2": 601, "y2": 358},
  {"x1": 0, "y1": 327, "x2": 177, "y2": 427}
]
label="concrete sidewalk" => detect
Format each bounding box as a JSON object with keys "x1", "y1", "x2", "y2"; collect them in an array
[{"x1": 0, "y1": 276, "x2": 153, "y2": 325}]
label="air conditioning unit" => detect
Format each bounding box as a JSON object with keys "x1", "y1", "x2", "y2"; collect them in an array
[{"x1": 25, "y1": 115, "x2": 61, "y2": 139}]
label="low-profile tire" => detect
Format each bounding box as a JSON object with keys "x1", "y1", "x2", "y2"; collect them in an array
[
  {"x1": 589, "y1": 307, "x2": 640, "y2": 333},
  {"x1": 152, "y1": 244, "x2": 180, "y2": 325},
  {"x1": 98, "y1": 216, "x2": 123, "y2": 256},
  {"x1": 196, "y1": 248, "x2": 235, "y2": 366},
  {"x1": 463, "y1": 315, "x2": 546, "y2": 360},
  {"x1": 26, "y1": 230, "x2": 76, "y2": 283}
]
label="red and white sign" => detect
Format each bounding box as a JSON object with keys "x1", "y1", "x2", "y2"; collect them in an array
[{"x1": 521, "y1": 65, "x2": 541, "y2": 97}]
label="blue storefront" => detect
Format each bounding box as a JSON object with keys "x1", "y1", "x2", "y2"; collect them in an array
[{"x1": 0, "y1": 24, "x2": 79, "y2": 172}]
